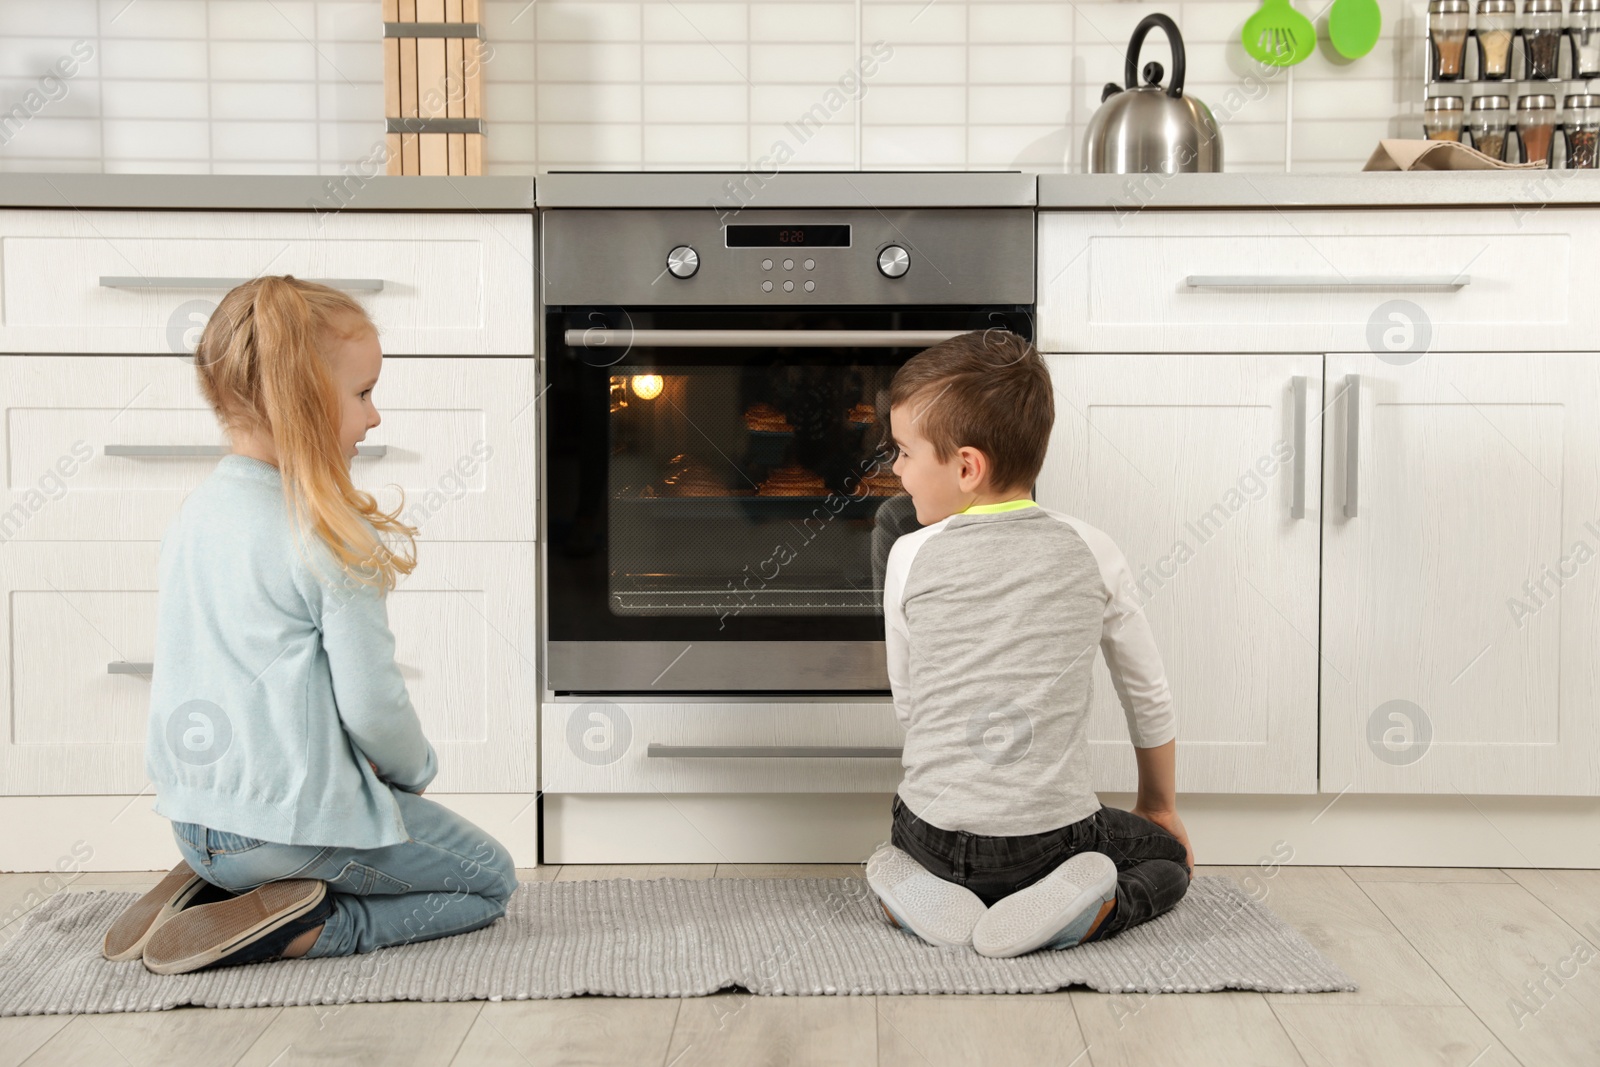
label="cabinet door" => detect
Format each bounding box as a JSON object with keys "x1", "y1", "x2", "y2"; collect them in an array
[
  {"x1": 0, "y1": 541, "x2": 160, "y2": 794},
  {"x1": 1322, "y1": 352, "x2": 1600, "y2": 795},
  {"x1": 388, "y1": 542, "x2": 539, "y2": 793},
  {"x1": 0, "y1": 541, "x2": 536, "y2": 795},
  {"x1": 1036, "y1": 354, "x2": 1321, "y2": 794}
]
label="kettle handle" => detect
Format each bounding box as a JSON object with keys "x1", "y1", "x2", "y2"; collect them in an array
[{"x1": 1124, "y1": 13, "x2": 1185, "y2": 99}]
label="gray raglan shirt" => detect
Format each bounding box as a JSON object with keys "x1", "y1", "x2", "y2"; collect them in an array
[{"x1": 883, "y1": 499, "x2": 1176, "y2": 836}]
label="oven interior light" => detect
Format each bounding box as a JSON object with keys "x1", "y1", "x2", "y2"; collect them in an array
[{"x1": 630, "y1": 374, "x2": 664, "y2": 400}]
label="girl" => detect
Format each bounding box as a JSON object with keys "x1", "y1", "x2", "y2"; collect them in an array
[{"x1": 103, "y1": 276, "x2": 517, "y2": 975}]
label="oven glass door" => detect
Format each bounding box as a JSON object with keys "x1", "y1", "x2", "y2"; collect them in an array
[{"x1": 544, "y1": 306, "x2": 1032, "y2": 691}]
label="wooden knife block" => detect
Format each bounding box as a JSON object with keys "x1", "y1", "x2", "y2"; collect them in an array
[{"x1": 383, "y1": 0, "x2": 486, "y2": 175}]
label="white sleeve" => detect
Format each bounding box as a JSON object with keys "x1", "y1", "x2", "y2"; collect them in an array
[
  {"x1": 882, "y1": 535, "x2": 915, "y2": 728},
  {"x1": 1052, "y1": 512, "x2": 1177, "y2": 748}
]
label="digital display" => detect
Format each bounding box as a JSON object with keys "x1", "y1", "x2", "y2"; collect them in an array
[{"x1": 725, "y1": 224, "x2": 851, "y2": 248}]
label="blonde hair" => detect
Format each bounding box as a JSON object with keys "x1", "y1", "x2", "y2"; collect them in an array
[{"x1": 194, "y1": 275, "x2": 416, "y2": 593}]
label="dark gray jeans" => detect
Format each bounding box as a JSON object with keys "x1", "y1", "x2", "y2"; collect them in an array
[{"x1": 889, "y1": 795, "x2": 1191, "y2": 941}]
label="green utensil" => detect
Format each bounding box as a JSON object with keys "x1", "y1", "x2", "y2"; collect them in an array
[
  {"x1": 1242, "y1": 0, "x2": 1317, "y2": 65},
  {"x1": 1327, "y1": 0, "x2": 1383, "y2": 58}
]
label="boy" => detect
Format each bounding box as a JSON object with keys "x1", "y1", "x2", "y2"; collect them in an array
[{"x1": 865, "y1": 330, "x2": 1194, "y2": 959}]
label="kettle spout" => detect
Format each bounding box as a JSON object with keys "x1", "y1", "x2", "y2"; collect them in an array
[{"x1": 1100, "y1": 81, "x2": 1123, "y2": 103}]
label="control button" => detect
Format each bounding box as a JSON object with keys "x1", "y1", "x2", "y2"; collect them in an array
[
  {"x1": 762, "y1": 258, "x2": 773, "y2": 270},
  {"x1": 804, "y1": 280, "x2": 816, "y2": 292},
  {"x1": 783, "y1": 280, "x2": 795, "y2": 292},
  {"x1": 804, "y1": 259, "x2": 815, "y2": 270},
  {"x1": 667, "y1": 245, "x2": 699, "y2": 279},
  {"x1": 783, "y1": 258, "x2": 795, "y2": 271},
  {"x1": 877, "y1": 245, "x2": 910, "y2": 279},
  {"x1": 762, "y1": 280, "x2": 773, "y2": 292}
]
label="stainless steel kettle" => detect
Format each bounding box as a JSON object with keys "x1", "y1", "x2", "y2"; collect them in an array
[{"x1": 1084, "y1": 14, "x2": 1222, "y2": 174}]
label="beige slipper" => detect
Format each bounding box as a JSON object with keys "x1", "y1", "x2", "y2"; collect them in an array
[
  {"x1": 142, "y1": 880, "x2": 330, "y2": 975},
  {"x1": 102, "y1": 863, "x2": 232, "y2": 962}
]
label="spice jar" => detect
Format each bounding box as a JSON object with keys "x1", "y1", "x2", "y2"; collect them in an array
[
  {"x1": 1424, "y1": 95, "x2": 1467, "y2": 140},
  {"x1": 1514, "y1": 94, "x2": 1559, "y2": 164},
  {"x1": 1522, "y1": 0, "x2": 1566, "y2": 78},
  {"x1": 1465, "y1": 95, "x2": 1513, "y2": 159},
  {"x1": 1475, "y1": 0, "x2": 1518, "y2": 77},
  {"x1": 1571, "y1": 0, "x2": 1600, "y2": 77},
  {"x1": 1564, "y1": 94, "x2": 1600, "y2": 167},
  {"x1": 1430, "y1": 0, "x2": 1473, "y2": 78}
]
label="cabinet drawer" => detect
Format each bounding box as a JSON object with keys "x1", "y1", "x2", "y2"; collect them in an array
[
  {"x1": 0, "y1": 540, "x2": 162, "y2": 794},
  {"x1": 0, "y1": 209, "x2": 533, "y2": 355},
  {"x1": 0, "y1": 355, "x2": 535, "y2": 541},
  {"x1": 1039, "y1": 209, "x2": 1594, "y2": 353},
  {"x1": 541, "y1": 700, "x2": 906, "y2": 794},
  {"x1": 0, "y1": 541, "x2": 537, "y2": 795}
]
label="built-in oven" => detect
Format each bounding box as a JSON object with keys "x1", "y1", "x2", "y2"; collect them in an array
[{"x1": 541, "y1": 203, "x2": 1034, "y2": 693}]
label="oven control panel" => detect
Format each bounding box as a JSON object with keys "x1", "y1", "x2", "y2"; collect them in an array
[{"x1": 543, "y1": 208, "x2": 1034, "y2": 306}]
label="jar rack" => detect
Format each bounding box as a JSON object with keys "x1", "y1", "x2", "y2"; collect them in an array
[{"x1": 1423, "y1": 0, "x2": 1600, "y2": 166}]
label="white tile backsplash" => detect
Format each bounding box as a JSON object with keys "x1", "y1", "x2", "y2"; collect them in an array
[
  {"x1": 861, "y1": 3, "x2": 966, "y2": 45},
  {"x1": 0, "y1": 0, "x2": 1431, "y2": 176},
  {"x1": 641, "y1": 4, "x2": 749, "y2": 43}
]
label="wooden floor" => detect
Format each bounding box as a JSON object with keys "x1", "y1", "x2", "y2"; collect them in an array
[{"x1": 2, "y1": 863, "x2": 1597, "y2": 1066}]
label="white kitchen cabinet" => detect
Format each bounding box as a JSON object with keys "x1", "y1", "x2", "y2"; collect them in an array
[
  {"x1": 0, "y1": 540, "x2": 160, "y2": 794},
  {"x1": 1038, "y1": 209, "x2": 1597, "y2": 354},
  {"x1": 380, "y1": 541, "x2": 539, "y2": 793},
  {"x1": 353, "y1": 358, "x2": 538, "y2": 542},
  {"x1": 0, "y1": 355, "x2": 536, "y2": 542},
  {"x1": 0, "y1": 209, "x2": 534, "y2": 355},
  {"x1": 0, "y1": 540, "x2": 537, "y2": 795},
  {"x1": 1321, "y1": 352, "x2": 1600, "y2": 795},
  {"x1": 1035, "y1": 353, "x2": 1321, "y2": 795}
]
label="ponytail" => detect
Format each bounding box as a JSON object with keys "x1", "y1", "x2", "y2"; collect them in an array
[{"x1": 194, "y1": 275, "x2": 416, "y2": 592}]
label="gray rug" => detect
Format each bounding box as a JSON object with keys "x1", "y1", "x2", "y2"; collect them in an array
[{"x1": 0, "y1": 876, "x2": 1354, "y2": 1015}]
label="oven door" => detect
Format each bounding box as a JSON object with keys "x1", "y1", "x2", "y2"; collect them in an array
[{"x1": 544, "y1": 305, "x2": 1033, "y2": 693}]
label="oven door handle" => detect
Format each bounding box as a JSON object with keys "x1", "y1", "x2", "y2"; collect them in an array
[
  {"x1": 646, "y1": 743, "x2": 903, "y2": 759},
  {"x1": 564, "y1": 329, "x2": 974, "y2": 349}
]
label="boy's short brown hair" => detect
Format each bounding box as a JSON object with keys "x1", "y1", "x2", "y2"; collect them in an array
[{"x1": 886, "y1": 329, "x2": 1054, "y2": 494}]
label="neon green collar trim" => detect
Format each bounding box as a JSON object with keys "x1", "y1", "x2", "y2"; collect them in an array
[{"x1": 960, "y1": 499, "x2": 1039, "y2": 515}]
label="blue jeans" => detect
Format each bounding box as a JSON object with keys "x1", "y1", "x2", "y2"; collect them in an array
[
  {"x1": 171, "y1": 787, "x2": 517, "y2": 958},
  {"x1": 890, "y1": 796, "x2": 1191, "y2": 941}
]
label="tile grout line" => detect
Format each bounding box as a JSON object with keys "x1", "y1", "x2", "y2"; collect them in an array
[
  {"x1": 223, "y1": 1007, "x2": 287, "y2": 1067},
  {"x1": 443, "y1": 1002, "x2": 488, "y2": 1067},
  {"x1": 1063, "y1": 987, "x2": 1096, "y2": 1067},
  {"x1": 1342, "y1": 870, "x2": 1537, "y2": 1067},
  {"x1": 659, "y1": 996, "x2": 685, "y2": 1067},
  {"x1": 1263, "y1": 996, "x2": 1335, "y2": 1067}
]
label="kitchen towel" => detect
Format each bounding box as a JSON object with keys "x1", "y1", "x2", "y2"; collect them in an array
[
  {"x1": 1363, "y1": 137, "x2": 1546, "y2": 170},
  {"x1": 0, "y1": 875, "x2": 1355, "y2": 1015}
]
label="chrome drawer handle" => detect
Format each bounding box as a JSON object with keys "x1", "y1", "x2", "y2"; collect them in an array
[
  {"x1": 99, "y1": 277, "x2": 385, "y2": 292},
  {"x1": 107, "y1": 661, "x2": 153, "y2": 676},
  {"x1": 1185, "y1": 274, "x2": 1470, "y2": 290},
  {"x1": 646, "y1": 743, "x2": 903, "y2": 759},
  {"x1": 104, "y1": 444, "x2": 387, "y2": 458},
  {"x1": 566, "y1": 329, "x2": 969, "y2": 349}
]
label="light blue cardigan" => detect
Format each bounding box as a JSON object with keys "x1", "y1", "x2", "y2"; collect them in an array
[{"x1": 145, "y1": 454, "x2": 438, "y2": 848}]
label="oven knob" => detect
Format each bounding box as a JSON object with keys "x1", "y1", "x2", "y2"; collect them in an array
[
  {"x1": 877, "y1": 244, "x2": 910, "y2": 278},
  {"x1": 666, "y1": 245, "x2": 699, "y2": 279}
]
